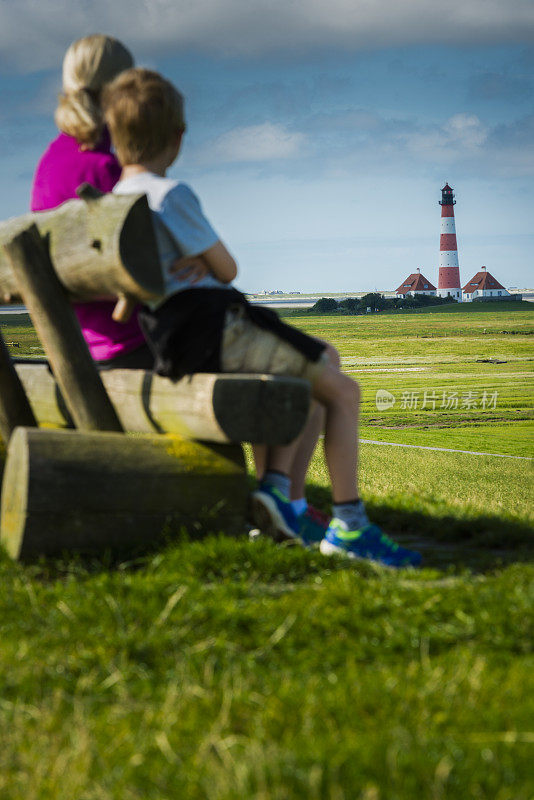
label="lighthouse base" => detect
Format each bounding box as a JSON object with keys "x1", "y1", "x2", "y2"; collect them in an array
[{"x1": 437, "y1": 288, "x2": 462, "y2": 302}]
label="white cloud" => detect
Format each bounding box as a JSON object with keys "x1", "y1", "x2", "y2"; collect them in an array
[
  {"x1": 401, "y1": 113, "x2": 488, "y2": 162},
  {"x1": 270, "y1": 107, "x2": 533, "y2": 179},
  {"x1": 445, "y1": 113, "x2": 488, "y2": 148},
  {"x1": 202, "y1": 122, "x2": 306, "y2": 163},
  {"x1": 192, "y1": 107, "x2": 532, "y2": 178},
  {"x1": 0, "y1": 0, "x2": 533, "y2": 72}
]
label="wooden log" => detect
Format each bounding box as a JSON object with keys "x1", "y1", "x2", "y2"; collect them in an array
[
  {"x1": 1, "y1": 427, "x2": 248, "y2": 561},
  {"x1": 0, "y1": 332, "x2": 36, "y2": 441},
  {"x1": 0, "y1": 438, "x2": 6, "y2": 497},
  {"x1": 3, "y1": 225, "x2": 122, "y2": 432},
  {"x1": 0, "y1": 190, "x2": 163, "y2": 302},
  {"x1": 14, "y1": 362, "x2": 74, "y2": 429},
  {"x1": 14, "y1": 363, "x2": 310, "y2": 444}
]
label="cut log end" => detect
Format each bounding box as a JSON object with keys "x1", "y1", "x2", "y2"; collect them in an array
[{"x1": 1, "y1": 428, "x2": 248, "y2": 561}]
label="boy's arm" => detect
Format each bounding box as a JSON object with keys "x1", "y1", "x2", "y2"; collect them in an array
[
  {"x1": 112, "y1": 294, "x2": 137, "y2": 323},
  {"x1": 197, "y1": 240, "x2": 237, "y2": 283},
  {"x1": 170, "y1": 240, "x2": 237, "y2": 284}
]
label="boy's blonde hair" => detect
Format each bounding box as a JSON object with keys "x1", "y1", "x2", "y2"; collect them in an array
[
  {"x1": 55, "y1": 34, "x2": 133, "y2": 149},
  {"x1": 103, "y1": 68, "x2": 186, "y2": 165}
]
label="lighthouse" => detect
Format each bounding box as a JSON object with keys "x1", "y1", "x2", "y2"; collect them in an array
[{"x1": 437, "y1": 183, "x2": 462, "y2": 301}]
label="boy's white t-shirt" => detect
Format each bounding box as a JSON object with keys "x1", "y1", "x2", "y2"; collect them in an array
[{"x1": 113, "y1": 172, "x2": 230, "y2": 307}]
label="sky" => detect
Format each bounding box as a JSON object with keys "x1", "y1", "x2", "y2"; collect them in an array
[{"x1": 0, "y1": 0, "x2": 533, "y2": 293}]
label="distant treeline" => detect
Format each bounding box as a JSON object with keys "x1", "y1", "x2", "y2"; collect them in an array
[{"x1": 307, "y1": 293, "x2": 457, "y2": 314}]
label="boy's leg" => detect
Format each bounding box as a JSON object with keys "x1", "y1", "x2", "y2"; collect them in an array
[
  {"x1": 252, "y1": 399, "x2": 324, "y2": 498},
  {"x1": 250, "y1": 438, "x2": 303, "y2": 542},
  {"x1": 290, "y1": 340, "x2": 338, "y2": 500},
  {"x1": 221, "y1": 310, "x2": 340, "y2": 542},
  {"x1": 253, "y1": 339, "x2": 337, "y2": 494},
  {"x1": 312, "y1": 363, "x2": 421, "y2": 567},
  {"x1": 250, "y1": 362, "x2": 353, "y2": 545},
  {"x1": 287, "y1": 401, "x2": 324, "y2": 500},
  {"x1": 311, "y1": 363, "x2": 360, "y2": 502},
  {"x1": 222, "y1": 307, "x2": 420, "y2": 565},
  {"x1": 251, "y1": 401, "x2": 326, "y2": 543},
  {"x1": 252, "y1": 360, "x2": 332, "y2": 543},
  {"x1": 252, "y1": 363, "x2": 362, "y2": 545},
  {"x1": 254, "y1": 338, "x2": 338, "y2": 534},
  {"x1": 252, "y1": 443, "x2": 267, "y2": 481}
]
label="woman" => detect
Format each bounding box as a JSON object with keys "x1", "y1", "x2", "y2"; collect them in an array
[{"x1": 31, "y1": 33, "x2": 152, "y2": 368}]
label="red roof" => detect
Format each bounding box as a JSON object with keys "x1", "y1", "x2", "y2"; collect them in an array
[
  {"x1": 442, "y1": 183, "x2": 453, "y2": 191},
  {"x1": 396, "y1": 272, "x2": 437, "y2": 294},
  {"x1": 462, "y1": 270, "x2": 507, "y2": 293}
]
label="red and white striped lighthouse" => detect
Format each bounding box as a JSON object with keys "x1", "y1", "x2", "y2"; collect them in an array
[{"x1": 438, "y1": 183, "x2": 462, "y2": 301}]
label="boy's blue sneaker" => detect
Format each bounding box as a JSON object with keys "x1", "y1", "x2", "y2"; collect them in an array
[
  {"x1": 320, "y1": 518, "x2": 421, "y2": 568},
  {"x1": 251, "y1": 484, "x2": 301, "y2": 542},
  {"x1": 297, "y1": 505, "x2": 330, "y2": 545}
]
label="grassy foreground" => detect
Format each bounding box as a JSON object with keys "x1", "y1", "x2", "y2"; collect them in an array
[{"x1": 0, "y1": 304, "x2": 533, "y2": 799}]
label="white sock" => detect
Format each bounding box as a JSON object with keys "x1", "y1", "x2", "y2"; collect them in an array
[{"x1": 333, "y1": 500, "x2": 369, "y2": 531}]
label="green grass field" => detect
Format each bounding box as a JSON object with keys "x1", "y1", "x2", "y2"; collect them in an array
[
  {"x1": 0, "y1": 304, "x2": 533, "y2": 799},
  {"x1": 289, "y1": 302, "x2": 534, "y2": 458}
]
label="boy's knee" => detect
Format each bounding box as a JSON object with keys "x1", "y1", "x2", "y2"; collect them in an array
[
  {"x1": 324, "y1": 342, "x2": 341, "y2": 370},
  {"x1": 335, "y1": 372, "x2": 360, "y2": 407},
  {"x1": 343, "y1": 376, "x2": 360, "y2": 405},
  {"x1": 312, "y1": 363, "x2": 359, "y2": 409}
]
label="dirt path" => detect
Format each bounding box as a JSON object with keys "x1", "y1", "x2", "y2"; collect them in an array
[{"x1": 359, "y1": 438, "x2": 532, "y2": 460}]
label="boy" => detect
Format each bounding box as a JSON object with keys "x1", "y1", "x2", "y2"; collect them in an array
[{"x1": 103, "y1": 68, "x2": 420, "y2": 567}]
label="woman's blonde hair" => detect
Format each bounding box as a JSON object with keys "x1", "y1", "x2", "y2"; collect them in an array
[{"x1": 55, "y1": 34, "x2": 133, "y2": 149}]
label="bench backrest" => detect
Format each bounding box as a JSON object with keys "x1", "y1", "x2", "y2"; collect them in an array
[{"x1": 0, "y1": 187, "x2": 163, "y2": 303}]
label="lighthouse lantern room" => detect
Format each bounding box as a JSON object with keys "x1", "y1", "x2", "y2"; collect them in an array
[{"x1": 437, "y1": 183, "x2": 462, "y2": 301}]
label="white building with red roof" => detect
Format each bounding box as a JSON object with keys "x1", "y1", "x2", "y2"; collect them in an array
[
  {"x1": 462, "y1": 266, "x2": 509, "y2": 302},
  {"x1": 395, "y1": 268, "x2": 436, "y2": 297}
]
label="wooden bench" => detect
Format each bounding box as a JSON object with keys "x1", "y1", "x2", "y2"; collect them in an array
[{"x1": 0, "y1": 188, "x2": 310, "y2": 560}]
